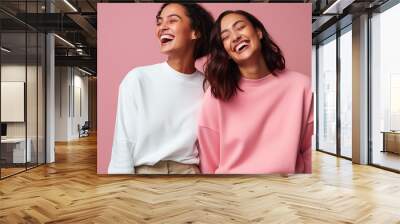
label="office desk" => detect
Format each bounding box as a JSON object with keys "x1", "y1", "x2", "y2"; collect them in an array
[
  {"x1": 381, "y1": 131, "x2": 400, "y2": 154},
  {"x1": 1, "y1": 138, "x2": 32, "y2": 163}
]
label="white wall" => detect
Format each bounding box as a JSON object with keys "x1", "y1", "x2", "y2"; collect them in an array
[
  {"x1": 1, "y1": 63, "x2": 46, "y2": 163},
  {"x1": 55, "y1": 66, "x2": 69, "y2": 141},
  {"x1": 1, "y1": 65, "x2": 26, "y2": 134},
  {"x1": 72, "y1": 72, "x2": 89, "y2": 138},
  {"x1": 1, "y1": 82, "x2": 25, "y2": 122},
  {"x1": 55, "y1": 66, "x2": 89, "y2": 141},
  {"x1": 1, "y1": 65, "x2": 41, "y2": 137}
]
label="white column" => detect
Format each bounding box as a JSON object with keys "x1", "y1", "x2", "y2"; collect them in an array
[
  {"x1": 352, "y1": 14, "x2": 369, "y2": 164},
  {"x1": 46, "y1": 1, "x2": 55, "y2": 163},
  {"x1": 46, "y1": 33, "x2": 55, "y2": 163}
]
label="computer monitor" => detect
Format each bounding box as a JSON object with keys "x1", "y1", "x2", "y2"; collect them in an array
[{"x1": 1, "y1": 123, "x2": 7, "y2": 137}]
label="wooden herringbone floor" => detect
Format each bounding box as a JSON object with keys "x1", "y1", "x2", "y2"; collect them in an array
[{"x1": 1, "y1": 134, "x2": 400, "y2": 224}]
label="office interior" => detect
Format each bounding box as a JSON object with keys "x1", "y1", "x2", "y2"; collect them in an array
[
  {"x1": 0, "y1": 0, "x2": 97, "y2": 179},
  {"x1": 313, "y1": 0, "x2": 400, "y2": 172},
  {"x1": 0, "y1": 0, "x2": 399, "y2": 182},
  {"x1": 0, "y1": 0, "x2": 399, "y2": 222}
]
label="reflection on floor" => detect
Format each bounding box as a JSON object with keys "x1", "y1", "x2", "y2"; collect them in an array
[
  {"x1": 0, "y1": 167, "x2": 25, "y2": 177},
  {"x1": 341, "y1": 147, "x2": 352, "y2": 158},
  {"x1": 373, "y1": 150, "x2": 400, "y2": 171},
  {"x1": 0, "y1": 163, "x2": 42, "y2": 178}
]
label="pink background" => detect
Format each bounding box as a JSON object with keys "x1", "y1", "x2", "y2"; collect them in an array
[{"x1": 97, "y1": 3, "x2": 311, "y2": 174}]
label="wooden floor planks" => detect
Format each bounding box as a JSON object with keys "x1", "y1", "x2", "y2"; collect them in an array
[{"x1": 0, "y1": 134, "x2": 399, "y2": 223}]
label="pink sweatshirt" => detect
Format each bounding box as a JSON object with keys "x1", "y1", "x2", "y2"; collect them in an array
[{"x1": 198, "y1": 70, "x2": 314, "y2": 174}]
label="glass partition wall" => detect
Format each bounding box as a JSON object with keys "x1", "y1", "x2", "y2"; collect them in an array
[
  {"x1": 370, "y1": 2, "x2": 400, "y2": 171},
  {"x1": 316, "y1": 26, "x2": 353, "y2": 159},
  {"x1": 0, "y1": 1, "x2": 46, "y2": 179},
  {"x1": 317, "y1": 35, "x2": 337, "y2": 155},
  {"x1": 315, "y1": 0, "x2": 400, "y2": 172}
]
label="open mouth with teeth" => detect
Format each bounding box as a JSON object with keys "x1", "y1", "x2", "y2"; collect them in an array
[
  {"x1": 160, "y1": 34, "x2": 175, "y2": 45},
  {"x1": 234, "y1": 40, "x2": 250, "y2": 54}
]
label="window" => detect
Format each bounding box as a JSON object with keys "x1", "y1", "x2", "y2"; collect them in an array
[
  {"x1": 0, "y1": 1, "x2": 46, "y2": 179},
  {"x1": 370, "y1": 2, "x2": 400, "y2": 171},
  {"x1": 339, "y1": 27, "x2": 352, "y2": 158},
  {"x1": 317, "y1": 35, "x2": 337, "y2": 154}
]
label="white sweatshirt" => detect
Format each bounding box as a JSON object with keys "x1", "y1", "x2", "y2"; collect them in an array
[{"x1": 108, "y1": 62, "x2": 204, "y2": 174}]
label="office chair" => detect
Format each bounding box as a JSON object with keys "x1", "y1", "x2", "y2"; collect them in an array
[{"x1": 79, "y1": 121, "x2": 90, "y2": 138}]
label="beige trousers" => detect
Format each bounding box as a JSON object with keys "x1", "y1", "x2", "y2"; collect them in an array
[{"x1": 135, "y1": 160, "x2": 200, "y2": 174}]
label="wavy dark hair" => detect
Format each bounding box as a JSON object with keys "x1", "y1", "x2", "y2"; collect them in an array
[
  {"x1": 204, "y1": 10, "x2": 285, "y2": 101},
  {"x1": 157, "y1": 3, "x2": 214, "y2": 60}
]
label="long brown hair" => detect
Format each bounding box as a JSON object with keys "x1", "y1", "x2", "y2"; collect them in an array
[{"x1": 204, "y1": 10, "x2": 285, "y2": 101}]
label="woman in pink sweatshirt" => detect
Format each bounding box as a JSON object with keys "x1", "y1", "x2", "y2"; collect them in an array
[{"x1": 198, "y1": 10, "x2": 314, "y2": 174}]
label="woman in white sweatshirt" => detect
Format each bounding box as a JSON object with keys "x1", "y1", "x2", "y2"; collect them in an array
[{"x1": 108, "y1": 3, "x2": 214, "y2": 174}]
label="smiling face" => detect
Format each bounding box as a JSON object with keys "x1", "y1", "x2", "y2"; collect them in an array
[
  {"x1": 220, "y1": 13, "x2": 263, "y2": 64},
  {"x1": 155, "y1": 4, "x2": 198, "y2": 58}
]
